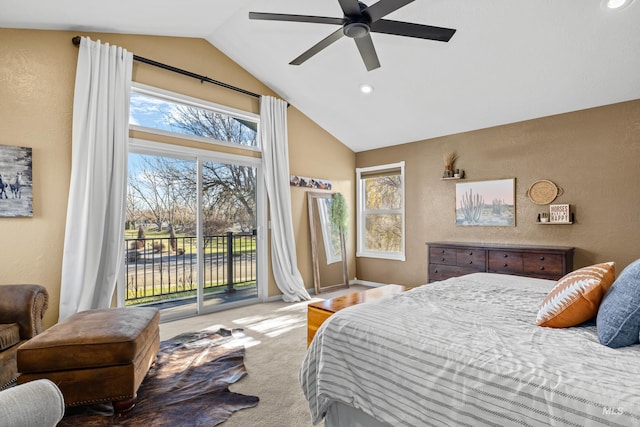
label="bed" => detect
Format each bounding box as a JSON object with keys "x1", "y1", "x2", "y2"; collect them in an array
[{"x1": 300, "y1": 273, "x2": 640, "y2": 427}]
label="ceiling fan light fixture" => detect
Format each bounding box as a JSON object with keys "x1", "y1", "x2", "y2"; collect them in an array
[{"x1": 343, "y1": 22, "x2": 370, "y2": 39}]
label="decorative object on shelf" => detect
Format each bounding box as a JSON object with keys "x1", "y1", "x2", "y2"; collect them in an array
[
  {"x1": 441, "y1": 175, "x2": 465, "y2": 181},
  {"x1": 455, "y1": 178, "x2": 515, "y2": 226},
  {"x1": 442, "y1": 152, "x2": 458, "y2": 178},
  {"x1": 527, "y1": 179, "x2": 564, "y2": 205},
  {"x1": 537, "y1": 209, "x2": 574, "y2": 224},
  {"x1": 448, "y1": 169, "x2": 466, "y2": 179},
  {"x1": 550, "y1": 204, "x2": 570, "y2": 223}
]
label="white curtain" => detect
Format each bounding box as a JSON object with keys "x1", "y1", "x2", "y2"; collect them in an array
[
  {"x1": 260, "y1": 96, "x2": 311, "y2": 302},
  {"x1": 58, "y1": 37, "x2": 133, "y2": 321}
]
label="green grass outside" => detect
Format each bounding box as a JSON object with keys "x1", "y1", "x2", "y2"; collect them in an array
[{"x1": 124, "y1": 228, "x2": 257, "y2": 306}]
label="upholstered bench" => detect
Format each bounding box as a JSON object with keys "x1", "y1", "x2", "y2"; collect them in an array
[{"x1": 17, "y1": 307, "x2": 159, "y2": 412}]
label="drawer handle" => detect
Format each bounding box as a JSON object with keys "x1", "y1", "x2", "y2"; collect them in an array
[
  {"x1": 539, "y1": 266, "x2": 545, "y2": 271},
  {"x1": 469, "y1": 252, "x2": 473, "y2": 255},
  {"x1": 540, "y1": 256, "x2": 545, "y2": 261},
  {"x1": 434, "y1": 269, "x2": 439, "y2": 273},
  {"x1": 469, "y1": 261, "x2": 473, "y2": 264},
  {"x1": 504, "y1": 263, "x2": 509, "y2": 267},
  {"x1": 441, "y1": 257, "x2": 445, "y2": 262},
  {"x1": 441, "y1": 250, "x2": 446, "y2": 254},
  {"x1": 503, "y1": 254, "x2": 508, "y2": 258}
]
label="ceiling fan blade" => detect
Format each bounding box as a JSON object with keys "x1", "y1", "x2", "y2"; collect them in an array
[
  {"x1": 249, "y1": 12, "x2": 343, "y2": 25},
  {"x1": 354, "y1": 35, "x2": 381, "y2": 71},
  {"x1": 338, "y1": 0, "x2": 362, "y2": 16},
  {"x1": 371, "y1": 19, "x2": 456, "y2": 42},
  {"x1": 364, "y1": 0, "x2": 414, "y2": 23},
  {"x1": 290, "y1": 28, "x2": 345, "y2": 66}
]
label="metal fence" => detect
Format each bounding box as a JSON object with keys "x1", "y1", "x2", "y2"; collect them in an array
[{"x1": 124, "y1": 230, "x2": 257, "y2": 306}]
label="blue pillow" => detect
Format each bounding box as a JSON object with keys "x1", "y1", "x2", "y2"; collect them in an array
[{"x1": 597, "y1": 259, "x2": 640, "y2": 348}]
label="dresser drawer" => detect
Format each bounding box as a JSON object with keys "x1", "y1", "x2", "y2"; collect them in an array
[
  {"x1": 456, "y1": 249, "x2": 486, "y2": 270},
  {"x1": 488, "y1": 251, "x2": 524, "y2": 274},
  {"x1": 429, "y1": 247, "x2": 457, "y2": 265},
  {"x1": 427, "y1": 242, "x2": 574, "y2": 283},
  {"x1": 429, "y1": 264, "x2": 479, "y2": 282},
  {"x1": 523, "y1": 253, "x2": 564, "y2": 279}
]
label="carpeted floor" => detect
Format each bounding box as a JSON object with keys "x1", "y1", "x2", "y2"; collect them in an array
[{"x1": 159, "y1": 285, "x2": 369, "y2": 427}]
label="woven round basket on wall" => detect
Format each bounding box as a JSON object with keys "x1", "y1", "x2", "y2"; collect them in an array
[{"x1": 527, "y1": 179, "x2": 562, "y2": 205}]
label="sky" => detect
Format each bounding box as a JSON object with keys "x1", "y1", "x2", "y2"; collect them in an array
[
  {"x1": 130, "y1": 92, "x2": 175, "y2": 130},
  {"x1": 129, "y1": 91, "x2": 258, "y2": 145}
]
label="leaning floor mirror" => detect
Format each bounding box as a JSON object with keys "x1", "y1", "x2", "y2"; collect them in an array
[{"x1": 307, "y1": 191, "x2": 349, "y2": 294}]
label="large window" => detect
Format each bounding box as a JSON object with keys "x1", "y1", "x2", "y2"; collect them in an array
[
  {"x1": 123, "y1": 83, "x2": 265, "y2": 319},
  {"x1": 356, "y1": 162, "x2": 405, "y2": 261},
  {"x1": 130, "y1": 84, "x2": 259, "y2": 149}
]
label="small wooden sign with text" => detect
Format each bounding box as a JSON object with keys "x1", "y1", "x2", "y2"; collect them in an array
[{"x1": 549, "y1": 204, "x2": 570, "y2": 223}]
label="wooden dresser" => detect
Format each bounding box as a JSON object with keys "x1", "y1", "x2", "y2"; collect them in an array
[{"x1": 427, "y1": 242, "x2": 574, "y2": 283}]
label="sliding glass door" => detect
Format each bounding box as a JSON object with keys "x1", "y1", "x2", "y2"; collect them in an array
[
  {"x1": 123, "y1": 147, "x2": 263, "y2": 319},
  {"x1": 200, "y1": 159, "x2": 258, "y2": 312},
  {"x1": 125, "y1": 153, "x2": 198, "y2": 316}
]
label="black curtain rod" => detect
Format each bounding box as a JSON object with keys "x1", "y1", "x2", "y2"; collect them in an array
[{"x1": 71, "y1": 36, "x2": 262, "y2": 100}]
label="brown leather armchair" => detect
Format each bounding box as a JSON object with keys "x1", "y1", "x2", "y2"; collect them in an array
[{"x1": 0, "y1": 285, "x2": 48, "y2": 389}]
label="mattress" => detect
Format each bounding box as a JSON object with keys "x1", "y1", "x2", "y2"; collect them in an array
[{"x1": 300, "y1": 273, "x2": 640, "y2": 426}]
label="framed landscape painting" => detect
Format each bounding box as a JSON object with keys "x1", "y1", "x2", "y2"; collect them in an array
[
  {"x1": 455, "y1": 178, "x2": 515, "y2": 226},
  {"x1": 0, "y1": 144, "x2": 33, "y2": 217}
]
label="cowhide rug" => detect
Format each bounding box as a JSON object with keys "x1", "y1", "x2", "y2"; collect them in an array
[{"x1": 59, "y1": 328, "x2": 259, "y2": 427}]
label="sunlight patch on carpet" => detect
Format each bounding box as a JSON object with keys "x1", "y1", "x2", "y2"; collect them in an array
[{"x1": 232, "y1": 313, "x2": 306, "y2": 338}]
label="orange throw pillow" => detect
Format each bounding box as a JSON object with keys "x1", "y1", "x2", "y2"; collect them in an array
[{"x1": 536, "y1": 262, "x2": 616, "y2": 328}]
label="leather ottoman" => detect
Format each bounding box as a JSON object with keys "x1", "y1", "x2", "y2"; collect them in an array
[{"x1": 17, "y1": 307, "x2": 159, "y2": 412}]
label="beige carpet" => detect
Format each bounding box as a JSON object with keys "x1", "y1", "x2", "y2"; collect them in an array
[{"x1": 160, "y1": 285, "x2": 369, "y2": 427}]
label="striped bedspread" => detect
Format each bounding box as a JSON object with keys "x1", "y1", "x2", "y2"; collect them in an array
[{"x1": 300, "y1": 273, "x2": 640, "y2": 426}]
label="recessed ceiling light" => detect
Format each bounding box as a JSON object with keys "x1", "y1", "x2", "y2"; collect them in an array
[
  {"x1": 605, "y1": 0, "x2": 632, "y2": 9},
  {"x1": 360, "y1": 84, "x2": 374, "y2": 94}
]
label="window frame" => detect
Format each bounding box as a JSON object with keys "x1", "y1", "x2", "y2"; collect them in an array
[
  {"x1": 118, "y1": 83, "x2": 267, "y2": 314},
  {"x1": 356, "y1": 161, "x2": 406, "y2": 261},
  {"x1": 130, "y1": 83, "x2": 261, "y2": 153}
]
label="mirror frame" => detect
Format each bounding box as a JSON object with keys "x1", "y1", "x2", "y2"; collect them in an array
[{"x1": 307, "y1": 191, "x2": 349, "y2": 294}]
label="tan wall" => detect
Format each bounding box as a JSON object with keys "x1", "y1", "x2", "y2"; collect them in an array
[
  {"x1": 288, "y1": 108, "x2": 356, "y2": 291},
  {"x1": 0, "y1": 28, "x2": 355, "y2": 328},
  {"x1": 356, "y1": 100, "x2": 640, "y2": 286}
]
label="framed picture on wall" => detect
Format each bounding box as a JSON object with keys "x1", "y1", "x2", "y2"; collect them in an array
[
  {"x1": 0, "y1": 144, "x2": 33, "y2": 217},
  {"x1": 290, "y1": 175, "x2": 332, "y2": 190},
  {"x1": 455, "y1": 178, "x2": 515, "y2": 226}
]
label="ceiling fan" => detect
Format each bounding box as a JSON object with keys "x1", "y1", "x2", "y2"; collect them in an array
[{"x1": 249, "y1": 0, "x2": 456, "y2": 72}]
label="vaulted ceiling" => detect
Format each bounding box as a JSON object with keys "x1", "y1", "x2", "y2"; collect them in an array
[{"x1": 2, "y1": 0, "x2": 639, "y2": 152}]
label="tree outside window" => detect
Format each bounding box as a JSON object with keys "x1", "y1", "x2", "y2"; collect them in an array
[{"x1": 356, "y1": 162, "x2": 405, "y2": 261}]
